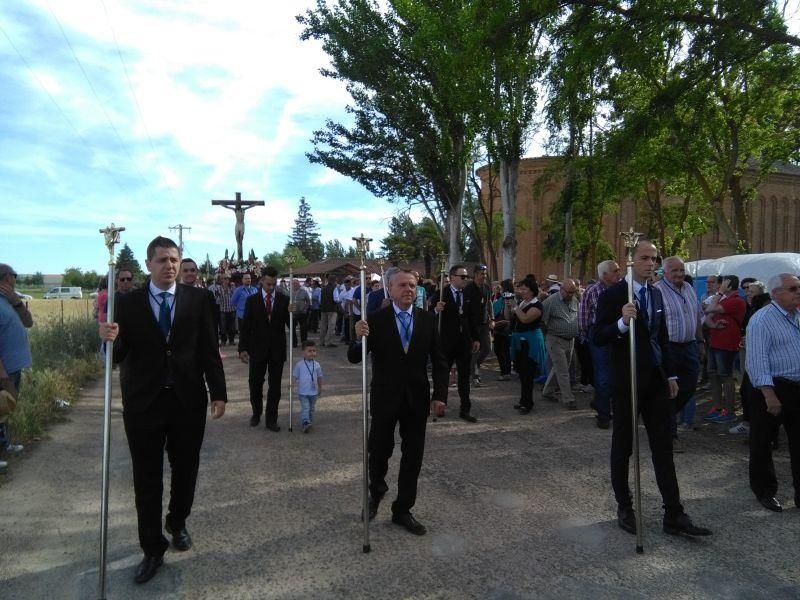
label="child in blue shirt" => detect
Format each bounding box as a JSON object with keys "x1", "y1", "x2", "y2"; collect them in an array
[{"x1": 292, "y1": 340, "x2": 323, "y2": 433}]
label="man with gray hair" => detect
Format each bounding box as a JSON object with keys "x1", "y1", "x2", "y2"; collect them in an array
[
  {"x1": 746, "y1": 272, "x2": 800, "y2": 512},
  {"x1": 579, "y1": 260, "x2": 621, "y2": 427},
  {"x1": 654, "y1": 256, "x2": 705, "y2": 451},
  {"x1": 541, "y1": 278, "x2": 580, "y2": 410}
]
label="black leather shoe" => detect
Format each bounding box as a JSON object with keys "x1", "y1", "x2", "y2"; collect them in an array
[
  {"x1": 596, "y1": 417, "x2": 610, "y2": 429},
  {"x1": 663, "y1": 513, "x2": 712, "y2": 536},
  {"x1": 361, "y1": 496, "x2": 380, "y2": 521},
  {"x1": 512, "y1": 403, "x2": 522, "y2": 410},
  {"x1": 165, "y1": 523, "x2": 192, "y2": 551},
  {"x1": 459, "y1": 412, "x2": 478, "y2": 423},
  {"x1": 518, "y1": 406, "x2": 532, "y2": 415},
  {"x1": 617, "y1": 507, "x2": 636, "y2": 535},
  {"x1": 758, "y1": 496, "x2": 783, "y2": 512},
  {"x1": 134, "y1": 555, "x2": 163, "y2": 584},
  {"x1": 266, "y1": 423, "x2": 281, "y2": 432},
  {"x1": 392, "y1": 512, "x2": 427, "y2": 535},
  {"x1": 249, "y1": 415, "x2": 260, "y2": 427}
]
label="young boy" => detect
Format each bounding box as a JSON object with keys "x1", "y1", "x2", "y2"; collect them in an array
[{"x1": 293, "y1": 340, "x2": 323, "y2": 433}]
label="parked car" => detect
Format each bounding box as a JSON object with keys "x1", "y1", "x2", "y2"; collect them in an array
[{"x1": 43, "y1": 286, "x2": 83, "y2": 299}]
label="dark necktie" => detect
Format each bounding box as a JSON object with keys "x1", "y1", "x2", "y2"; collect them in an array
[
  {"x1": 638, "y1": 286, "x2": 648, "y2": 324},
  {"x1": 455, "y1": 290, "x2": 462, "y2": 312},
  {"x1": 265, "y1": 293, "x2": 272, "y2": 317},
  {"x1": 158, "y1": 291, "x2": 171, "y2": 337},
  {"x1": 397, "y1": 311, "x2": 411, "y2": 350}
]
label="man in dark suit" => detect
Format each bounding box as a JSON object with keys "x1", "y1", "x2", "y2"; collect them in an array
[
  {"x1": 99, "y1": 236, "x2": 227, "y2": 584},
  {"x1": 238, "y1": 265, "x2": 290, "y2": 431},
  {"x1": 593, "y1": 239, "x2": 711, "y2": 538},
  {"x1": 434, "y1": 264, "x2": 480, "y2": 422},
  {"x1": 349, "y1": 267, "x2": 448, "y2": 535}
]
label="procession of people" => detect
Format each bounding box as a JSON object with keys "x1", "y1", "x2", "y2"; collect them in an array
[{"x1": 2, "y1": 228, "x2": 795, "y2": 589}]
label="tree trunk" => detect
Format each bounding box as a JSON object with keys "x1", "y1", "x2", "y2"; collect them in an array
[
  {"x1": 729, "y1": 174, "x2": 751, "y2": 253},
  {"x1": 500, "y1": 156, "x2": 520, "y2": 280}
]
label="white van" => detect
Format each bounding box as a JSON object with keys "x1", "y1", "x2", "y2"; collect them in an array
[{"x1": 43, "y1": 286, "x2": 83, "y2": 299}]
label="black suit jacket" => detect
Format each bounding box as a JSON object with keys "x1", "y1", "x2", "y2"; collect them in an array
[
  {"x1": 592, "y1": 279, "x2": 674, "y2": 393},
  {"x1": 348, "y1": 305, "x2": 449, "y2": 418},
  {"x1": 438, "y1": 284, "x2": 480, "y2": 352},
  {"x1": 238, "y1": 289, "x2": 290, "y2": 362},
  {"x1": 113, "y1": 281, "x2": 227, "y2": 414}
]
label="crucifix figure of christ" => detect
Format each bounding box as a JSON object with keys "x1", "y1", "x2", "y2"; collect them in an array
[{"x1": 211, "y1": 192, "x2": 265, "y2": 264}]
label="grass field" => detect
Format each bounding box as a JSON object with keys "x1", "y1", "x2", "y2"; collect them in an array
[{"x1": 25, "y1": 298, "x2": 95, "y2": 324}]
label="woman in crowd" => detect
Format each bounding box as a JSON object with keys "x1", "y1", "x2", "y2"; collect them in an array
[{"x1": 509, "y1": 277, "x2": 546, "y2": 415}]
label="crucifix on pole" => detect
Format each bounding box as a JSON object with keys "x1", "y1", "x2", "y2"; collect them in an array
[{"x1": 211, "y1": 192, "x2": 265, "y2": 264}]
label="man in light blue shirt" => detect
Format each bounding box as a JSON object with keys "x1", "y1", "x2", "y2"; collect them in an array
[
  {"x1": 746, "y1": 273, "x2": 800, "y2": 512},
  {"x1": 231, "y1": 272, "x2": 258, "y2": 330}
]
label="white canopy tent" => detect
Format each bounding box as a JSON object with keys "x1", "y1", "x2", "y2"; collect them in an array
[{"x1": 685, "y1": 252, "x2": 800, "y2": 297}]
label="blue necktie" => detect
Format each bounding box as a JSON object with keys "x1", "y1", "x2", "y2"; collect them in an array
[
  {"x1": 638, "y1": 286, "x2": 648, "y2": 324},
  {"x1": 397, "y1": 311, "x2": 411, "y2": 350},
  {"x1": 158, "y1": 292, "x2": 172, "y2": 337}
]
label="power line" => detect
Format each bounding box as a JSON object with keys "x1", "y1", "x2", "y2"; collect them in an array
[
  {"x1": 0, "y1": 21, "x2": 129, "y2": 195},
  {"x1": 45, "y1": 1, "x2": 154, "y2": 193}
]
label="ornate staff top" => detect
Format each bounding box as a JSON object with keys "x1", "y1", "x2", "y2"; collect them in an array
[
  {"x1": 620, "y1": 227, "x2": 644, "y2": 261},
  {"x1": 99, "y1": 223, "x2": 125, "y2": 266},
  {"x1": 352, "y1": 234, "x2": 372, "y2": 269},
  {"x1": 438, "y1": 252, "x2": 448, "y2": 274},
  {"x1": 377, "y1": 255, "x2": 386, "y2": 269},
  {"x1": 285, "y1": 253, "x2": 296, "y2": 268}
]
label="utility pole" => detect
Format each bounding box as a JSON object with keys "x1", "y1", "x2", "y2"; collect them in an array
[{"x1": 169, "y1": 224, "x2": 191, "y2": 254}]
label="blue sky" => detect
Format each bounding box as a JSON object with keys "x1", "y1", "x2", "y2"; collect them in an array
[
  {"x1": 0, "y1": 0, "x2": 405, "y2": 274},
  {"x1": 1, "y1": 2, "x2": 798, "y2": 276}
]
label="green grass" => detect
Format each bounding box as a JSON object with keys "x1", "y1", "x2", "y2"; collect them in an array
[{"x1": 7, "y1": 317, "x2": 102, "y2": 441}]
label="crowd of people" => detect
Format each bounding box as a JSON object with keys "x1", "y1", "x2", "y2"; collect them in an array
[{"x1": 4, "y1": 232, "x2": 799, "y2": 587}]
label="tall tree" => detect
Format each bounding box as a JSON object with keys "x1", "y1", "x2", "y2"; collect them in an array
[
  {"x1": 298, "y1": 0, "x2": 481, "y2": 263},
  {"x1": 289, "y1": 197, "x2": 324, "y2": 261},
  {"x1": 116, "y1": 243, "x2": 142, "y2": 275},
  {"x1": 324, "y1": 239, "x2": 347, "y2": 258}
]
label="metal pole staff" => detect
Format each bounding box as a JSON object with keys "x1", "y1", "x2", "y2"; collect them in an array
[
  {"x1": 286, "y1": 256, "x2": 295, "y2": 433},
  {"x1": 437, "y1": 253, "x2": 447, "y2": 333},
  {"x1": 97, "y1": 223, "x2": 124, "y2": 600},
  {"x1": 378, "y1": 256, "x2": 387, "y2": 299},
  {"x1": 353, "y1": 233, "x2": 372, "y2": 553},
  {"x1": 621, "y1": 227, "x2": 645, "y2": 554}
]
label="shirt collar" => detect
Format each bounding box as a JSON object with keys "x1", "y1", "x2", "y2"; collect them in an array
[
  {"x1": 149, "y1": 280, "x2": 177, "y2": 296},
  {"x1": 393, "y1": 302, "x2": 413, "y2": 315},
  {"x1": 771, "y1": 301, "x2": 796, "y2": 318},
  {"x1": 261, "y1": 288, "x2": 273, "y2": 300}
]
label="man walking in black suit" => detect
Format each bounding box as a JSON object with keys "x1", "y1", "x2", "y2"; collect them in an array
[
  {"x1": 238, "y1": 266, "x2": 290, "y2": 431},
  {"x1": 435, "y1": 264, "x2": 479, "y2": 422},
  {"x1": 349, "y1": 267, "x2": 449, "y2": 535},
  {"x1": 593, "y1": 239, "x2": 711, "y2": 538},
  {"x1": 99, "y1": 236, "x2": 227, "y2": 584}
]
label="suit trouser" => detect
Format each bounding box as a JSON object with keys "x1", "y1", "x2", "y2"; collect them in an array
[
  {"x1": 494, "y1": 333, "x2": 511, "y2": 376},
  {"x1": 470, "y1": 323, "x2": 491, "y2": 377},
  {"x1": 444, "y1": 344, "x2": 472, "y2": 414},
  {"x1": 543, "y1": 335, "x2": 575, "y2": 403},
  {"x1": 749, "y1": 380, "x2": 800, "y2": 505},
  {"x1": 319, "y1": 311, "x2": 337, "y2": 345},
  {"x1": 666, "y1": 342, "x2": 700, "y2": 435},
  {"x1": 291, "y1": 312, "x2": 309, "y2": 346},
  {"x1": 610, "y1": 369, "x2": 683, "y2": 516},
  {"x1": 249, "y1": 356, "x2": 284, "y2": 425},
  {"x1": 123, "y1": 388, "x2": 206, "y2": 557},
  {"x1": 589, "y1": 341, "x2": 612, "y2": 420},
  {"x1": 368, "y1": 395, "x2": 427, "y2": 514}
]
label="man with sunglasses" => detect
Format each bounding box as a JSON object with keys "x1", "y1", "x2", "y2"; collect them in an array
[
  {"x1": 746, "y1": 273, "x2": 800, "y2": 512},
  {"x1": 117, "y1": 268, "x2": 135, "y2": 295},
  {"x1": 435, "y1": 264, "x2": 479, "y2": 422}
]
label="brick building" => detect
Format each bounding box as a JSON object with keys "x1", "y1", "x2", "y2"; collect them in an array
[{"x1": 478, "y1": 157, "x2": 800, "y2": 282}]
